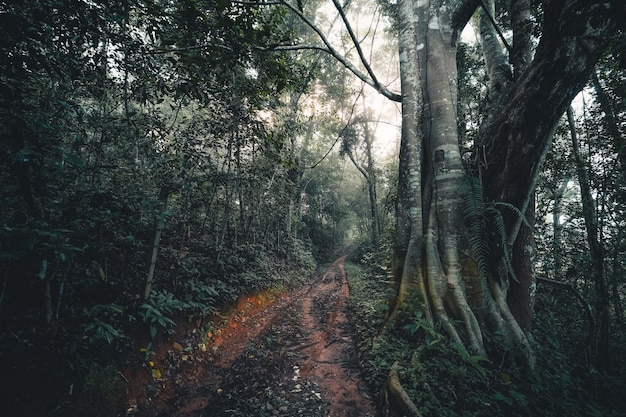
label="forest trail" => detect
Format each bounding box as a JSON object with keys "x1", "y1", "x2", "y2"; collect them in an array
[{"x1": 134, "y1": 256, "x2": 378, "y2": 417}]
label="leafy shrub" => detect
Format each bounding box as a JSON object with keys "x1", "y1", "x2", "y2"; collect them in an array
[
  {"x1": 180, "y1": 278, "x2": 220, "y2": 317},
  {"x1": 82, "y1": 303, "x2": 130, "y2": 346},
  {"x1": 346, "y1": 258, "x2": 626, "y2": 417},
  {"x1": 289, "y1": 238, "x2": 317, "y2": 272},
  {"x1": 139, "y1": 290, "x2": 189, "y2": 338}
]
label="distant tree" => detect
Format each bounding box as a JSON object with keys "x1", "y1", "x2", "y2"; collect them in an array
[{"x1": 340, "y1": 112, "x2": 382, "y2": 245}]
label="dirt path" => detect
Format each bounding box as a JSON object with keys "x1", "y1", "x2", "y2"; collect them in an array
[{"x1": 134, "y1": 257, "x2": 378, "y2": 417}]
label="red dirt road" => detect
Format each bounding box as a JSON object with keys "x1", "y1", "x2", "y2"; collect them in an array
[{"x1": 134, "y1": 257, "x2": 378, "y2": 417}]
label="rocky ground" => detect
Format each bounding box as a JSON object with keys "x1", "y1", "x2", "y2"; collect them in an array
[{"x1": 130, "y1": 256, "x2": 379, "y2": 417}]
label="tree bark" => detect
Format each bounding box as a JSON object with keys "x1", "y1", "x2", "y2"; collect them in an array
[
  {"x1": 390, "y1": 0, "x2": 428, "y2": 320},
  {"x1": 591, "y1": 71, "x2": 626, "y2": 184},
  {"x1": 389, "y1": 0, "x2": 620, "y2": 361},
  {"x1": 510, "y1": 0, "x2": 532, "y2": 78},
  {"x1": 143, "y1": 186, "x2": 169, "y2": 301},
  {"x1": 363, "y1": 122, "x2": 381, "y2": 245},
  {"x1": 507, "y1": 200, "x2": 536, "y2": 332},
  {"x1": 479, "y1": 0, "x2": 511, "y2": 100},
  {"x1": 567, "y1": 106, "x2": 610, "y2": 370},
  {"x1": 384, "y1": 362, "x2": 423, "y2": 417}
]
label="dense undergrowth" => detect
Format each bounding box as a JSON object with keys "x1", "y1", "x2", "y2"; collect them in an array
[
  {"x1": 345, "y1": 245, "x2": 626, "y2": 417},
  {"x1": 0, "y1": 227, "x2": 317, "y2": 417}
]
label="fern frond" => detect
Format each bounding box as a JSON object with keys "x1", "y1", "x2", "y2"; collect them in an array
[
  {"x1": 487, "y1": 206, "x2": 519, "y2": 283},
  {"x1": 461, "y1": 175, "x2": 485, "y2": 219},
  {"x1": 459, "y1": 176, "x2": 531, "y2": 289},
  {"x1": 492, "y1": 201, "x2": 533, "y2": 231},
  {"x1": 461, "y1": 176, "x2": 490, "y2": 282}
]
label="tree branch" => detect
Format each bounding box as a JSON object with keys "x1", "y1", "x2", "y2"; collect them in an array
[
  {"x1": 479, "y1": 0, "x2": 512, "y2": 53},
  {"x1": 307, "y1": 86, "x2": 363, "y2": 169},
  {"x1": 384, "y1": 361, "x2": 423, "y2": 417},
  {"x1": 280, "y1": 0, "x2": 401, "y2": 102},
  {"x1": 451, "y1": 0, "x2": 481, "y2": 32},
  {"x1": 257, "y1": 44, "x2": 331, "y2": 53},
  {"x1": 330, "y1": 0, "x2": 382, "y2": 90},
  {"x1": 479, "y1": 0, "x2": 512, "y2": 100},
  {"x1": 345, "y1": 147, "x2": 369, "y2": 179},
  {"x1": 149, "y1": 43, "x2": 233, "y2": 54},
  {"x1": 510, "y1": 0, "x2": 532, "y2": 78}
]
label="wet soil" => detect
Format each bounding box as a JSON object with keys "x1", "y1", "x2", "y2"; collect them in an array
[{"x1": 133, "y1": 256, "x2": 378, "y2": 417}]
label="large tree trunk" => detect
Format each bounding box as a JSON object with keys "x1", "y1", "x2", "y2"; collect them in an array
[
  {"x1": 343, "y1": 124, "x2": 380, "y2": 246},
  {"x1": 390, "y1": 0, "x2": 527, "y2": 359},
  {"x1": 476, "y1": 1, "x2": 619, "y2": 341},
  {"x1": 388, "y1": 0, "x2": 620, "y2": 367},
  {"x1": 391, "y1": 0, "x2": 524, "y2": 357},
  {"x1": 390, "y1": 0, "x2": 428, "y2": 320},
  {"x1": 363, "y1": 123, "x2": 381, "y2": 246}
]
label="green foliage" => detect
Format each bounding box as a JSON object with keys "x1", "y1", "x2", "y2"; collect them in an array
[
  {"x1": 83, "y1": 319, "x2": 128, "y2": 345},
  {"x1": 462, "y1": 175, "x2": 533, "y2": 283},
  {"x1": 347, "y1": 250, "x2": 626, "y2": 417},
  {"x1": 140, "y1": 291, "x2": 189, "y2": 338},
  {"x1": 450, "y1": 342, "x2": 490, "y2": 379},
  {"x1": 1, "y1": 0, "x2": 320, "y2": 385},
  {"x1": 0, "y1": 0, "x2": 358, "y2": 413},
  {"x1": 343, "y1": 260, "x2": 396, "y2": 388},
  {"x1": 461, "y1": 175, "x2": 493, "y2": 283},
  {"x1": 403, "y1": 310, "x2": 442, "y2": 346},
  {"x1": 139, "y1": 342, "x2": 156, "y2": 362},
  {"x1": 181, "y1": 278, "x2": 220, "y2": 317},
  {"x1": 289, "y1": 238, "x2": 318, "y2": 272},
  {"x1": 352, "y1": 230, "x2": 394, "y2": 279}
]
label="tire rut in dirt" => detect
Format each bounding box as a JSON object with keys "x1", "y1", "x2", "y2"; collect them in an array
[
  {"x1": 296, "y1": 264, "x2": 376, "y2": 417},
  {"x1": 206, "y1": 321, "x2": 328, "y2": 417},
  {"x1": 149, "y1": 259, "x2": 377, "y2": 417}
]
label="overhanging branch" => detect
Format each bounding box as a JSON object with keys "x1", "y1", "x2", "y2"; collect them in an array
[
  {"x1": 280, "y1": 0, "x2": 401, "y2": 102},
  {"x1": 450, "y1": 0, "x2": 481, "y2": 31},
  {"x1": 330, "y1": 0, "x2": 383, "y2": 91},
  {"x1": 167, "y1": 0, "x2": 402, "y2": 101}
]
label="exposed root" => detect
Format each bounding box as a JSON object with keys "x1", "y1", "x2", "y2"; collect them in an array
[
  {"x1": 388, "y1": 232, "x2": 430, "y2": 324},
  {"x1": 383, "y1": 361, "x2": 423, "y2": 417},
  {"x1": 425, "y1": 207, "x2": 484, "y2": 355},
  {"x1": 490, "y1": 279, "x2": 536, "y2": 368}
]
